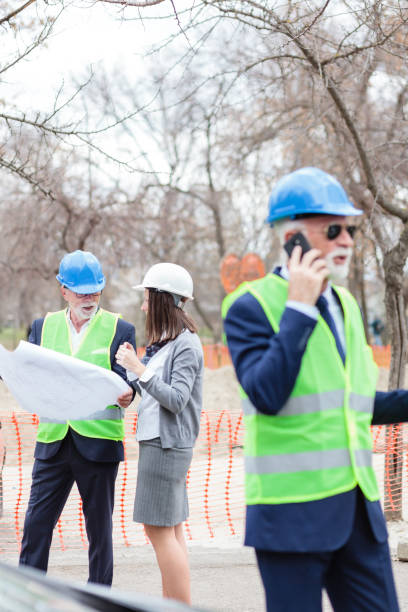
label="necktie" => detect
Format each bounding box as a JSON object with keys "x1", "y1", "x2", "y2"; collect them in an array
[{"x1": 316, "y1": 295, "x2": 346, "y2": 364}]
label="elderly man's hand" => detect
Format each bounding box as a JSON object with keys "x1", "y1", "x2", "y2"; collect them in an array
[
  {"x1": 117, "y1": 386, "x2": 133, "y2": 409},
  {"x1": 287, "y1": 245, "x2": 329, "y2": 305}
]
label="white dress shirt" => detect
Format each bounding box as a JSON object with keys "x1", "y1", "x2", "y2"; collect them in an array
[
  {"x1": 135, "y1": 340, "x2": 174, "y2": 442},
  {"x1": 66, "y1": 309, "x2": 95, "y2": 353}
]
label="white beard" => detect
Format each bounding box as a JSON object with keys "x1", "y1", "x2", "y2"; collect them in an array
[
  {"x1": 71, "y1": 303, "x2": 98, "y2": 322},
  {"x1": 325, "y1": 248, "x2": 352, "y2": 283}
]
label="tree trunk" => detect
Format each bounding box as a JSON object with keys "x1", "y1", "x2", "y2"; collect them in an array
[
  {"x1": 349, "y1": 241, "x2": 370, "y2": 342},
  {"x1": 192, "y1": 296, "x2": 217, "y2": 341},
  {"x1": 383, "y1": 250, "x2": 408, "y2": 520}
]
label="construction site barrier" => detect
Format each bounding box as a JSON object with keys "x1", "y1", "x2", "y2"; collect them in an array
[
  {"x1": 370, "y1": 345, "x2": 391, "y2": 368},
  {"x1": 0, "y1": 344, "x2": 404, "y2": 557},
  {"x1": 0, "y1": 405, "x2": 245, "y2": 555}
]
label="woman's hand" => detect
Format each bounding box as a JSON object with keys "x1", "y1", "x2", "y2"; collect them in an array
[{"x1": 116, "y1": 342, "x2": 146, "y2": 378}]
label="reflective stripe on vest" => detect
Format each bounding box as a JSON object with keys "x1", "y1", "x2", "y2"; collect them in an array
[
  {"x1": 37, "y1": 308, "x2": 124, "y2": 443},
  {"x1": 245, "y1": 448, "x2": 373, "y2": 474},
  {"x1": 222, "y1": 274, "x2": 379, "y2": 505},
  {"x1": 40, "y1": 407, "x2": 125, "y2": 423},
  {"x1": 242, "y1": 392, "x2": 374, "y2": 417}
]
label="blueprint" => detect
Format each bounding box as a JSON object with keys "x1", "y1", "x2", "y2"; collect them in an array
[{"x1": 0, "y1": 340, "x2": 130, "y2": 419}]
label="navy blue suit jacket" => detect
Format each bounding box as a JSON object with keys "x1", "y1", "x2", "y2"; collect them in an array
[
  {"x1": 30, "y1": 313, "x2": 136, "y2": 463},
  {"x1": 224, "y1": 282, "x2": 408, "y2": 552}
]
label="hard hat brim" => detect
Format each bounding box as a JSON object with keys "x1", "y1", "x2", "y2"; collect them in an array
[
  {"x1": 57, "y1": 275, "x2": 106, "y2": 294},
  {"x1": 132, "y1": 262, "x2": 194, "y2": 299},
  {"x1": 131, "y1": 284, "x2": 194, "y2": 300},
  {"x1": 266, "y1": 203, "x2": 363, "y2": 225},
  {"x1": 71, "y1": 282, "x2": 105, "y2": 294},
  {"x1": 266, "y1": 167, "x2": 364, "y2": 225}
]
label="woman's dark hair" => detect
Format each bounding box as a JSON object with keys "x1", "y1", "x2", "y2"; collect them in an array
[{"x1": 145, "y1": 290, "x2": 198, "y2": 344}]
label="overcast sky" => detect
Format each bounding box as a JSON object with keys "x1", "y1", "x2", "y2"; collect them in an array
[{"x1": 6, "y1": 1, "x2": 187, "y2": 110}]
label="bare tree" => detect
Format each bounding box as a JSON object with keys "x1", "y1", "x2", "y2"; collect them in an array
[
  {"x1": 0, "y1": 1, "x2": 157, "y2": 199},
  {"x1": 86, "y1": 62, "x2": 270, "y2": 339}
]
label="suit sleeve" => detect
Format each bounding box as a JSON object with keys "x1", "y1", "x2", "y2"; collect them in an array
[
  {"x1": 111, "y1": 320, "x2": 137, "y2": 398},
  {"x1": 224, "y1": 292, "x2": 317, "y2": 415},
  {"x1": 138, "y1": 344, "x2": 202, "y2": 414},
  {"x1": 372, "y1": 390, "x2": 408, "y2": 425},
  {"x1": 28, "y1": 319, "x2": 43, "y2": 346}
]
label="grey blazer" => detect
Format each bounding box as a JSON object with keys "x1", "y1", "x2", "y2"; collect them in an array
[{"x1": 138, "y1": 330, "x2": 204, "y2": 449}]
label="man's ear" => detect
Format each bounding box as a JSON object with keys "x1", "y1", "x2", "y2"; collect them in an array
[
  {"x1": 283, "y1": 229, "x2": 298, "y2": 243},
  {"x1": 60, "y1": 286, "x2": 68, "y2": 303}
]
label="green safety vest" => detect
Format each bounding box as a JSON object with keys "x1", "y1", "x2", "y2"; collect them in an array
[
  {"x1": 222, "y1": 273, "x2": 379, "y2": 505},
  {"x1": 37, "y1": 308, "x2": 125, "y2": 443}
]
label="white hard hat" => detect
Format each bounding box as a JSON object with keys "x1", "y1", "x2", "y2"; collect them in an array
[{"x1": 133, "y1": 263, "x2": 194, "y2": 300}]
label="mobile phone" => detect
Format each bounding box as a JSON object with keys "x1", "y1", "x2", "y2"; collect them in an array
[{"x1": 284, "y1": 232, "x2": 311, "y2": 259}]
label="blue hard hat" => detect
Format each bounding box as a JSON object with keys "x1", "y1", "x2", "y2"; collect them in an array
[
  {"x1": 56, "y1": 250, "x2": 106, "y2": 294},
  {"x1": 266, "y1": 167, "x2": 362, "y2": 225}
]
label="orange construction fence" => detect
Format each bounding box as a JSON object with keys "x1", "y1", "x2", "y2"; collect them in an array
[
  {"x1": 371, "y1": 345, "x2": 391, "y2": 368},
  {"x1": 137, "y1": 344, "x2": 231, "y2": 369},
  {"x1": 0, "y1": 344, "x2": 405, "y2": 558},
  {"x1": 201, "y1": 343, "x2": 392, "y2": 369},
  {"x1": 0, "y1": 405, "x2": 244, "y2": 555}
]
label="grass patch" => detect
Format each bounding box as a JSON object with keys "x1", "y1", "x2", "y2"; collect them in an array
[{"x1": 0, "y1": 328, "x2": 28, "y2": 350}]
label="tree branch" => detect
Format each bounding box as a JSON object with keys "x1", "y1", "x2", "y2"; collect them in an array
[
  {"x1": 0, "y1": 0, "x2": 36, "y2": 26},
  {"x1": 96, "y1": 0, "x2": 166, "y2": 5},
  {"x1": 0, "y1": 157, "x2": 55, "y2": 200},
  {"x1": 283, "y1": 25, "x2": 408, "y2": 223},
  {"x1": 0, "y1": 16, "x2": 56, "y2": 76}
]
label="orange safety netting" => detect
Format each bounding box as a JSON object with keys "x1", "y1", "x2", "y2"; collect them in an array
[
  {"x1": 371, "y1": 345, "x2": 391, "y2": 368},
  {"x1": 0, "y1": 344, "x2": 404, "y2": 557},
  {"x1": 0, "y1": 405, "x2": 245, "y2": 555}
]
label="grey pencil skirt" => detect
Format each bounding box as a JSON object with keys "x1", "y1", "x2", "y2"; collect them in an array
[{"x1": 133, "y1": 437, "x2": 193, "y2": 527}]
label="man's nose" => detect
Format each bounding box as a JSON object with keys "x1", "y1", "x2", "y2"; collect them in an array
[{"x1": 338, "y1": 227, "x2": 354, "y2": 246}]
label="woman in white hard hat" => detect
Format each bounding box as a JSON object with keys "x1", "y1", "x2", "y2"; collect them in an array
[{"x1": 116, "y1": 263, "x2": 204, "y2": 605}]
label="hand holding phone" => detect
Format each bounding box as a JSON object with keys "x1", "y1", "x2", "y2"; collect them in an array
[{"x1": 284, "y1": 231, "x2": 329, "y2": 305}]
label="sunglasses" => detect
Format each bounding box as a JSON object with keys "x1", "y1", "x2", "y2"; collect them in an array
[
  {"x1": 325, "y1": 224, "x2": 356, "y2": 240},
  {"x1": 73, "y1": 291, "x2": 101, "y2": 298}
]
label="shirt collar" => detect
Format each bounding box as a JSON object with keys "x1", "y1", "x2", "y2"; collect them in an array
[
  {"x1": 66, "y1": 308, "x2": 97, "y2": 335},
  {"x1": 279, "y1": 264, "x2": 334, "y2": 298}
]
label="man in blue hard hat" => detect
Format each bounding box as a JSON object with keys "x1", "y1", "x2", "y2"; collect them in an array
[
  {"x1": 19, "y1": 250, "x2": 136, "y2": 586},
  {"x1": 223, "y1": 167, "x2": 408, "y2": 611}
]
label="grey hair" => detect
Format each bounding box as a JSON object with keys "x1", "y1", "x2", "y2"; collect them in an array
[
  {"x1": 272, "y1": 218, "x2": 308, "y2": 266},
  {"x1": 274, "y1": 218, "x2": 308, "y2": 247}
]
